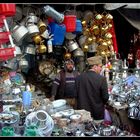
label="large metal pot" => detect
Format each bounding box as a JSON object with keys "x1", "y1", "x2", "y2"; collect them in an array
[
  {"x1": 78, "y1": 35, "x2": 87, "y2": 47},
  {"x1": 26, "y1": 23, "x2": 39, "y2": 37},
  {"x1": 73, "y1": 48, "x2": 84, "y2": 57},
  {"x1": 67, "y1": 40, "x2": 79, "y2": 52},
  {"x1": 12, "y1": 25, "x2": 29, "y2": 45},
  {"x1": 26, "y1": 13, "x2": 38, "y2": 24},
  {"x1": 34, "y1": 110, "x2": 48, "y2": 129}
]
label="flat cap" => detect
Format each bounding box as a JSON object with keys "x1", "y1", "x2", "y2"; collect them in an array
[{"x1": 87, "y1": 56, "x2": 102, "y2": 65}]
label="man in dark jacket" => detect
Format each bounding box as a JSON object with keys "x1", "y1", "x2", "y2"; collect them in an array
[
  {"x1": 50, "y1": 59, "x2": 79, "y2": 108},
  {"x1": 75, "y1": 55, "x2": 109, "y2": 123}
]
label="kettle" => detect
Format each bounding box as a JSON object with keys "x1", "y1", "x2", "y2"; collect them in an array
[
  {"x1": 37, "y1": 42, "x2": 47, "y2": 53},
  {"x1": 32, "y1": 34, "x2": 42, "y2": 45}
]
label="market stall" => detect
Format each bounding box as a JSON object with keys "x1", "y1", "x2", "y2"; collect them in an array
[{"x1": 0, "y1": 3, "x2": 140, "y2": 136}]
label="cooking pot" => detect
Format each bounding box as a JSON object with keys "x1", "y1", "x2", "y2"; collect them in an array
[
  {"x1": 26, "y1": 12, "x2": 38, "y2": 24},
  {"x1": 19, "y1": 58, "x2": 28, "y2": 69},
  {"x1": 73, "y1": 48, "x2": 84, "y2": 57},
  {"x1": 67, "y1": 40, "x2": 79, "y2": 52},
  {"x1": 12, "y1": 25, "x2": 28, "y2": 45},
  {"x1": 26, "y1": 23, "x2": 39, "y2": 37},
  {"x1": 25, "y1": 44, "x2": 36, "y2": 55},
  {"x1": 33, "y1": 110, "x2": 49, "y2": 129},
  {"x1": 78, "y1": 35, "x2": 87, "y2": 47}
]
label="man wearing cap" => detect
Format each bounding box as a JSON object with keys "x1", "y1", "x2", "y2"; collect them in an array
[
  {"x1": 75, "y1": 55, "x2": 109, "y2": 124},
  {"x1": 50, "y1": 59, "x2": 79, "y2": 108}
]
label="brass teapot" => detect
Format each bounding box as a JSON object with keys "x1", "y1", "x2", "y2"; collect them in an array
[
  {"x1": 32, "y1": 34, "x2": 42, "y2": 45},
  {"x1": 38, "y1": 20, "x2": 47, "y2": 34},
  {"x1": 37, "y1": 42, "x2": 47, "y2": 53}
]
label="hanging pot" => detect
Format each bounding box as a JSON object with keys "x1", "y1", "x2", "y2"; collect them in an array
[
  {"x1": 12, "y1": 25, "x2": 29, "y2": 45},
  {"x1": 88, "y1": 42, "x2": 98, "y2": 53},
  {"x1": 32, "y1": 34, "x2": 42, "y2": 44},
  {"x1": 26, "y1": 12, "x2": 38, "y2": 24},
  {"x1": 38, "y1": 43, "x2": 47, "y2": 53},
  {"x1": 67, "y1": 40, "x2": 79, "y2": 52},
  {"x1": 38, "y1": 20, "x2": 47, "y2": 34},
  {"x1": 78, "y1": 35, "x2": 87, "y2": 47},
  {"x1": 26, "y1": 23, "x2": 39, "y2": 37},
  {"x1": 73, "y1": 48, "x2": 84, "y2": 57},
  {"x1": 25, "y1": 44, "x2": 36, "y2": 55},
  {"x1": 19, "y1": 58, "x2": 29, "y2": 69},
  {"x1": 40, "y1": 29, "x2": 50, "y2": 40}
]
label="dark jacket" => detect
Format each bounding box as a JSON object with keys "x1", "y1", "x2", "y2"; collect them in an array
[{"x1": 75, "y1": 70, "x2": 109, "y2": 120}]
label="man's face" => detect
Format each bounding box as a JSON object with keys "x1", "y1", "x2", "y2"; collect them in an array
[
  {"x1": 97, "y1": 64, "x2": 103, "y2": 74},
  {"x1": 66, "y1": 63, "x2": 74, "y2": 72},
  {"x1": 93, "y1": 64, "x2": 103, "y2": 74}
]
